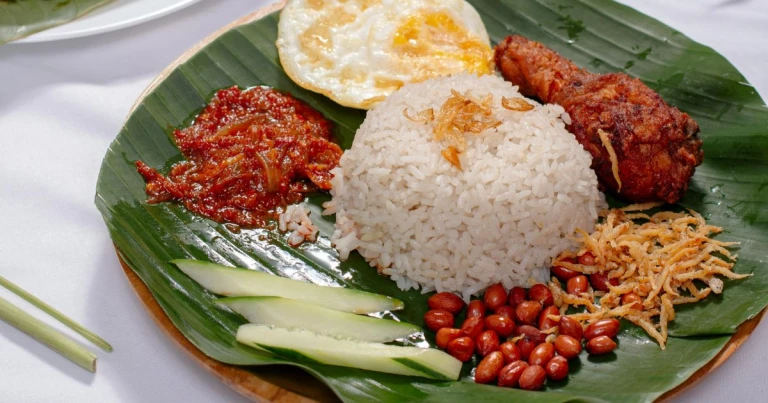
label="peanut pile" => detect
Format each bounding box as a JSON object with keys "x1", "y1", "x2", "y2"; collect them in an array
[{"x1": 424, "y1": 283, "x2": 619, "y2": 389}]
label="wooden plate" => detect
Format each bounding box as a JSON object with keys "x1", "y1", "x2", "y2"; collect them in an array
[{"x1": 119, "y1": 2, "x2": 767, "y2": 402}]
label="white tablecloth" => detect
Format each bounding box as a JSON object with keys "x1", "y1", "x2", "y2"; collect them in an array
[{"x1": 0, "y1": 0, "x2": 765, "y2": 401}]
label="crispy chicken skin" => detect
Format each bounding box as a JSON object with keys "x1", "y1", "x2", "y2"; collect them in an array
[{"x1": 495, "y1": 35, "x2": 703, "y2": 204}]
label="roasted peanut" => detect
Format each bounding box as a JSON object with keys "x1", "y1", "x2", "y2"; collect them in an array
[
  {"x1": 515, "y1": 324, "x2": 547, "y2": 344},
  {"x1": 538, "y1": 305, "x2": 559, "y2": 331},
  {"x1": 428, "y1": 292, "x2": 466, "y2": 314},
  {"x1": 476, "y1": 330, "x2": 500, "y2": 357},
  {"x1": 558, "y1": 316, "x2": 584, "y2": 341},
  {"x1": 519, "y1": 364, "x2": 547, "y2": 390},
  {"x1": 447, "y1": 336, "x2": 475, "y2": 362},
  {"x1": 515, "y1": 300, "x2": 543, "y2": 325},
  {"x1": 466, "y1": 300, "x2": 487, "y2": 319},
  {"x1": 554, "y1": 335, "x2": 582, "y2": 359},
  {"x1": 578, "y1": 252, "x2": 596, "y2": 266},
  {"x1": 528, "y1": 342, "x2": 555, "y2": 366},
  {"x1": 545, "y1": 356, "x2": 569, "y2": 381},
  {"x1": 567, "y1": 275, "x2": 589, "y2": 295},
  {"x1": 494, "y1": 305, "x2": 516, "y2": 319},
  {"x1": 474, "y1": 351, "x2": 505, "y2": 384},
  {"x1": 436, "y1": 328, "x2": 464, "y2": 349},
  {"x1": 586, "y1": 335, "x2": 617, "y2": 355},
  {"x1": 484, "y1": 283, "x2": 507, "y2": 311},
  {"x1": 517, "y1": 338, "x2": 537, "y2": 361},
  {"x1": 590, "y1": 272, "x2": 619, "y2": 292},
  {"x1": 507, "y1": 286, "x2": 527, "y2": 307},
  {"x1": 529, "y1": 284, "x2": 554, "y2": 307},
  {"x1": 499, "y1": 341, "x2": 521, "y2": 364},
  {"x1": 497, "y1": 360, "x2": 528, "y2": 388},
  {"x1": 551, "y1": 264, "x2": 579, "y2": 281},
  {"x1": 424, "y1": 309, "x2": 454, "y2": 332},
  {"x1": 621, "y1": 292, "x2": 643, "y2": 310},
  {"x1": 584, "y1": 318, "x2": 620, "y2": 340},
  {"x1": 461, "y1": 316, "x2": 485, "y2": 339},
  {"x1": 484, "y1": 315, "x2": 515, "y2": 337}
]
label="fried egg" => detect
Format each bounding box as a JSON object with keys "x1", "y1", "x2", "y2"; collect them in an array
[{"x1": 276, "y1": 0, "x2": 493, "y2": 109}]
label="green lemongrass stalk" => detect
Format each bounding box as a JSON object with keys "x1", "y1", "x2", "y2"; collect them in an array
[
  {"x1": 0, "y1": 296, "x2": 97, "y2": 372},
  {"x1": 0, "y1": 275, "x2": 112, "y2": 352}
]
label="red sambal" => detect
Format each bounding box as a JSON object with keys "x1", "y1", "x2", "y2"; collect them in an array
[{"x1": 135, "y1": 86, "x2": 342, "y2": 226}]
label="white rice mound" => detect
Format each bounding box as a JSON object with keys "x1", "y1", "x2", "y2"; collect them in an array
[{"x1": 323, "y1": 73, "x2": 602, "y2": 300}]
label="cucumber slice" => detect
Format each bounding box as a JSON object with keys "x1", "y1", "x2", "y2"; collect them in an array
[
  {"x1": 172, "y1": 259, "x2": 404, "y2": 314},
  {"x1": 218, "y1": 297, "x2": 419, "y2": 343},
  {"x1": 236, "y1": 324, "x2": 461, "y2": 381}
]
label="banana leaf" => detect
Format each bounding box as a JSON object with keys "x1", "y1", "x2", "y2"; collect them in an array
[
  {"x1": 0, "y1": 0, "x2": 112, "y2": 44},
  {"x1": 95, "y1": 0, "x2": 768, "y2": 401}
]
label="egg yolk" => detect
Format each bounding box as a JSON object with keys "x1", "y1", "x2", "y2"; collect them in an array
[{"x1": 392, "y1": 11, "x2": 492, "y2": 77}]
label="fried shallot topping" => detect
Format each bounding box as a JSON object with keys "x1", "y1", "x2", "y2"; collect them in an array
[
  {"x1": 549, "y1": 204, "x2": 748, "y2": 349},
  {"x1": 403, "y1": 107, "x2": 435, "y2": 123},
  {"x1": 440, "y1": 146, "x2": 462, "y2": 170},
  {"x1": 435, "y1": 90, "x2": 501, "y2": 146},
  {"x1": 404, "y1": 89, "x2": 537, "y2": 170},
  {"x1": 501, "y1": 96, "x2": 534, "y2": 112}
]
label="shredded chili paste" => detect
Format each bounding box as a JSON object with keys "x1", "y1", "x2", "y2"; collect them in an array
[{"x1": 135, "y1": 86, "x2": 342, "y2": 226}]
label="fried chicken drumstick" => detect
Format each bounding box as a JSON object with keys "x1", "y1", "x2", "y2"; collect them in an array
[{"x1": 495, "y1": 35, "x2": 703, "y2": 203}]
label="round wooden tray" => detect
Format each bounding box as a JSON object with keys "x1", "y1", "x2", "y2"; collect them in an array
[{"x1": 120, "y1": 2, "x2": 767, "y2": 401}]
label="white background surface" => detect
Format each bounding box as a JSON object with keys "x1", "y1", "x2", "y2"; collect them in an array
[{"x1": 0, "y1": 0, "x2": 766, "y2": 401}]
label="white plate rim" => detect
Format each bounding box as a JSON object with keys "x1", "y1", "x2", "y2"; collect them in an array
[{"x1": 16, "y1": 0, "x2": 202, "y2": 43}]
